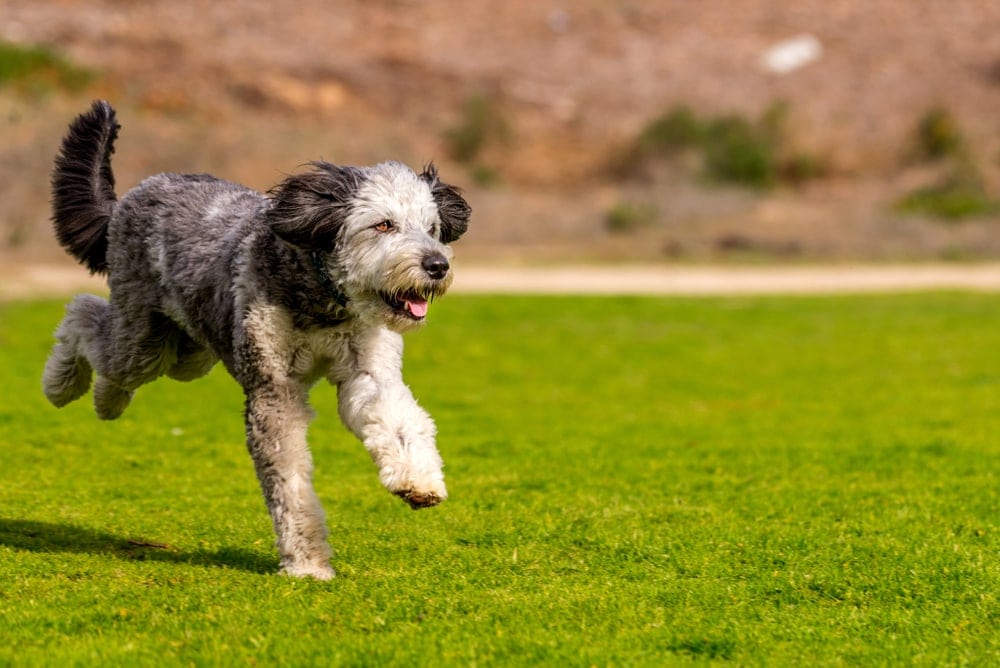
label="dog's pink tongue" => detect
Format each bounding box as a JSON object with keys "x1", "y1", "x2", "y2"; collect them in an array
[{"x1": 405, "y1": 298, "x2": 429, "y2": 318}]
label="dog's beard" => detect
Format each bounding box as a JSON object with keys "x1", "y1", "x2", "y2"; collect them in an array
[
  {"x1": 344, "y1": 273, "x2": 450, "y2": 332},
  {"x1": 333, "y1": 237, "x2": 455, "y2": 332}
]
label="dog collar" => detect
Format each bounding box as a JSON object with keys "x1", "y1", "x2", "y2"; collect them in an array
[{"x1": 310, "y1": 250, "x2": 350, "y2": 308}]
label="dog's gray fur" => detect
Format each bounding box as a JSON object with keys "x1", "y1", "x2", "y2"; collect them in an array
[{"x1": 43, "y1": 101, "x2": 470, "y2": 579}]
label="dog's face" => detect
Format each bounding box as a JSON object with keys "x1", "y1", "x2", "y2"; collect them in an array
[{"x1": 269, "y1": 161, "x2": 470, "y2": 332}]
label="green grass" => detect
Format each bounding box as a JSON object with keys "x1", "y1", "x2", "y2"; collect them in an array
[{"x1": 1, "y1": 293, "x2": 998, "y2": 665}]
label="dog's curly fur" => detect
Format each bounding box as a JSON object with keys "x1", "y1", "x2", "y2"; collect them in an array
[{"x1": 43, "y1": 101, "x2": 471, "y2": 579}]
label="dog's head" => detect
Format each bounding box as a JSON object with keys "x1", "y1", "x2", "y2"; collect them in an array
[{"x1": 268, "y1": 161, "x2": 470, "y2": 332}]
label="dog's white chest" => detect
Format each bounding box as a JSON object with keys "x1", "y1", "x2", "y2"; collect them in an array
[{"x1": 244, "y1": 303, "x2": 353, "y2": 382}]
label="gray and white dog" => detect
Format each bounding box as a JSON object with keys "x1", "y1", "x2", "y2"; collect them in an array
[{"x1": 43, "y1": 101, "x2": 470, "y2": 579}]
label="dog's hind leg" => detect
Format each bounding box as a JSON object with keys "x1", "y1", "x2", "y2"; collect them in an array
[
  {"x1": 43, "y1": 294, "x2": 107, "y2": 408},
  {"x1": 93, "y1": 308, "x2": 187, "y2": 420},
  {"x1": 91, "y1": 377, "x2": 134, "y2": 421},
  {"x1": 165, "y1": 330, "x2": 218, "y2": 381},
  {"x1": 45, "y1": 292, "x2": 187, "y2": 419},
  {"x1": 43, "y1": 293, "x2": 149, "y2": 419},
  {"x1": 244, "y1": 381, "x2": 334, "y2": 580},
  {"x1": 44, "y1": 293, "x2": 137, "y2": 418}
]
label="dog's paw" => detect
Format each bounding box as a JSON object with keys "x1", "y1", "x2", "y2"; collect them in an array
[
  {"x1": 281, "y1": 562, "x2": 335, "y2": 580},
  {"x1": 380, "y1": 467, "x2": 447, "y2": 510},
  {"x1": 394, "y1": 489, "x2": 445, "y2": 510},
  {"x1": 93, "y1": 377, "x2": 133, "y2": 420},
  {"x1": 376, "y1": 452, "x2": 448, "y2": 509},
  {"x1": 42, "y1": 345, "x2": 92, "y2": 407}
]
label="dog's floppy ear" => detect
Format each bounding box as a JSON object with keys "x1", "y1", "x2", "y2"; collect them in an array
[
  {"x1": 421, "y1": 163, "x2": 471, "y2": 244},
  {"x1": 267, "y1": 162, "x2": 362, "y2": 249}
]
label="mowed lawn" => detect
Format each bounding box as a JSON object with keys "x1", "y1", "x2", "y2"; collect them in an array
[{"x1": 0, "y1": 292, "x2": 997, "y2": 665}]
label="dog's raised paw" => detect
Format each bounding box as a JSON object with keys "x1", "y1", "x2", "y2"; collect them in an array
[{"x1": 395, "y1": 489, "x2": 443, "y2": 510}]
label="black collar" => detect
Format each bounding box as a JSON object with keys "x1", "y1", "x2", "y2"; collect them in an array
[{"x1": 310, "y1": 250, "x2": 350, "y2": 308}]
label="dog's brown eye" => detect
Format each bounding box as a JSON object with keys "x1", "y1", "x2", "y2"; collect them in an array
[{"x1": 373, "y1": 220, "x2": 394, "y2": 233}]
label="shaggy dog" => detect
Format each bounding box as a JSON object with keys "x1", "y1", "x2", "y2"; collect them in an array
[{"x1": 43, "y1": 101, "x2": 470, "y2": 579}]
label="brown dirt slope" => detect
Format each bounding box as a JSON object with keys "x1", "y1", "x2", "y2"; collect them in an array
[{"x1": 1, "y1": 0, "x2": 999, "y2": 264}]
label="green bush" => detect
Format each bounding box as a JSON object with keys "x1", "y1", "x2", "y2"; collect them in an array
[
  {"x1": 896, "y1": 108, "x2": 997, "y2": 220},
  {"x1": 444, "y1": 93, "x2": 509, "y2": 164},
  {"x1": 898, "y1": 158, "x2": 998, "y2": 220},
  {"x1": 634, "y1": 105, "x2": 704, "y2": 157},
  {"x1": 0, "y1": 39, "x2": 93, "y2": 92},
  {"x1": 701, "y1": 115, "x2": 776, "y2": 188},
  {"x1": 622, "y1": 102, "x2": 825, "y2": 189},
  {"x1": 604, "y1": 201, "x2": 657, "y2": 233},
  {"x1": 897, "y1": 180, "x2": 998, "y2": 220},
  {"x1": 913, "y1": 107, "x2": 965, "y2": 161}
]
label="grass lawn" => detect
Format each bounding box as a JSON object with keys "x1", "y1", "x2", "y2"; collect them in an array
[{"x1": 0, "y1": 292, "x2": 997, "y2": 665}]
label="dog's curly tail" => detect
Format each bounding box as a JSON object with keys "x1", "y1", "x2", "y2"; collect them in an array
[{"x1": 51, "y1": 100, "x2": 121, "y2": 274}]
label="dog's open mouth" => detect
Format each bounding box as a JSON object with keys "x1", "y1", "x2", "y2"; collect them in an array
[{"x1": 381, "y1": 290, "x2": 432, "y2": 320}]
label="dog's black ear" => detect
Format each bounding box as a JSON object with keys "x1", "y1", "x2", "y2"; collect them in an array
[
  {"x1": 267, "y1": 162, "x2": 362, "y2": 249},
  {"x1": 421, "y1": 163, "x2": 470, "y2": 244}
]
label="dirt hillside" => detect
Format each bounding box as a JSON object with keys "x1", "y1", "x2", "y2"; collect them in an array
[{"x1": 2, "y1": 0, "x2": 999, "y2": 265}]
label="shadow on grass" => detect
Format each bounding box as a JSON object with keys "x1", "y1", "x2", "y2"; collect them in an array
[{"x1": 0, "y1": 518, "x2": 276, "y2": 575}]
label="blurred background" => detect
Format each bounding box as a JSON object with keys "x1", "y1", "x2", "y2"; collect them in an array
[{"x1": 1, "y1": 0, "x2": 999, "y2": 269}]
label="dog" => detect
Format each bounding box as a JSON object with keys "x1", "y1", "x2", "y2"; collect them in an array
[{"x1": 43, "y1": 101, "x2": 470, "y2": 579}]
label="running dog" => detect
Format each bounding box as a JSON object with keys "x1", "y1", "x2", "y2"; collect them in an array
[{"x1": 43, "y1": 101, "x2": 470, "y2": 579}]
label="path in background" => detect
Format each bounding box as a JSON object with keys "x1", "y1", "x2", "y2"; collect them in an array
[
  {"x1": 456, "y1": 264, "x2": 1000, "y2": 295},
  {"x1": 4, "y1": 263, "x2": 1000, "y2": 301}
]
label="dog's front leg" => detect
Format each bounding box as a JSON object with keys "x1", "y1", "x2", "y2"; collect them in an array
[
  {"x1": 244, "y1": 382, "x2": 334, "y2": 579},
  {"x1": 336, "y1": 345, "x2": 447, "y2": 509}
]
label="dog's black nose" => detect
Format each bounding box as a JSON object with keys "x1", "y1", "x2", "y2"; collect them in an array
[{"x1": 422, "y1": 253, "x2": 450, "y2": 280}]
